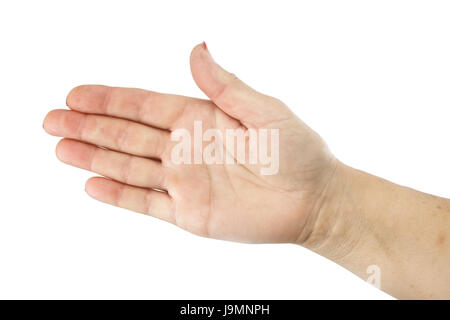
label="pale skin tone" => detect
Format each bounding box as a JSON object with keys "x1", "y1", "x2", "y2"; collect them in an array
[{"x1": 43, "y1": 43, "x2": 450, "y2": 299}]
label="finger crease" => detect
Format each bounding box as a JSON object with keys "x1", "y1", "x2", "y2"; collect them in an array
[
  {"x1": 77, "y1": 114, "x2": 89, "y2": 140},
  {"x1": 120, "y1": 155, "x2": 133, "y2": 185},
  {"x1": 88, "y1": 146, "x2": 99, "y2": 172},
  {"x1": 102, "y1": 87, "x2": 114, "y2": 114},
  {"x1": 115, "y1": 183, "x2": 126, "y2": 207},
  {"x1": 115, "y1": 121, "x2": 131, "y2": 152},
  {"x1": 144, "y1": 191, "x2": 153, "y2": 215}
]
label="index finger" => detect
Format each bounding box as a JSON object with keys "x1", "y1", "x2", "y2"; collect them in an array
[{"x1": 66, "y1": 85, "x2": 206, "y2": 131}]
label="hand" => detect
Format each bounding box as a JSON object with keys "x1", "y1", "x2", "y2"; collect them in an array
[
  {"x1": 43, "y1": 43, "x2": 337, "y2": 244},
  {"x1": 43, "y1": 43, "x2": 450, "y2": 299}
]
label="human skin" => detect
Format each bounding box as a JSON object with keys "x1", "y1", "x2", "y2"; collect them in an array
[{"x1": 43, "y1": 43, "x2": 450, "y2": 299}]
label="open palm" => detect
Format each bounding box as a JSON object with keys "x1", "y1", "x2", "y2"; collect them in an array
[{"x1": 43, "y1": 43, "x2": 337, "y2": 244}]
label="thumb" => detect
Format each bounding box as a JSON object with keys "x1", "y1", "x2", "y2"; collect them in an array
[{"x1": 190, "y1": 42, "x2": 289, "y2": 127}]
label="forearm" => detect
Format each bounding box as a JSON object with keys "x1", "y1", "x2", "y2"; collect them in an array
[{"x1": 301, "y1": 162, "x2": 450, "y2": 299}]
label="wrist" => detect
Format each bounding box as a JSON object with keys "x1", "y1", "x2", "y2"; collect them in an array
[
  {"x1": 297, "y1": 161, "x2": 369, "y2": 261},
  {"x1": 295, "y1": 158, "x2": 450, "y2": 299}
]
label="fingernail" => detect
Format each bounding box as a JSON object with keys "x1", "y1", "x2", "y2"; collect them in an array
[{"x1": 202, "y1": 41, "x2": 207, "y2": 50}]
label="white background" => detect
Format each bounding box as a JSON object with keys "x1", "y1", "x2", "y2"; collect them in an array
[{"x1": 0, "y1": 0, "x2": 449, "y2": 299}]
